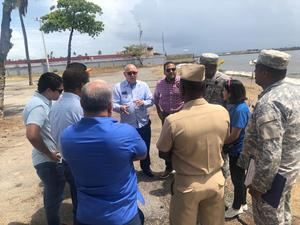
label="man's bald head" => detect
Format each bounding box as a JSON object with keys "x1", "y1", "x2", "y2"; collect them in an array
[
  {"x1": 124, "y1": 64, "x2": 137, "y2": 72},
  {"x1": 81, "y1": 80, "x2": 112, "y2": 114},
  {"x1": 123, "y1": 64, "x2": 138, "y2": 84}
]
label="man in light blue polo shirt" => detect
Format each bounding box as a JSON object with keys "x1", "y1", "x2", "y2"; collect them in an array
[
  {"x1": 23, "y1": 72, "x2": 63, "y2": 225},
  {"x1": 112, "y1": 64, "x2": 154, "y2": 177},
  {"x1": 61, "y1": 80, "x2": 147, "y2": 225},
  {"x1": 49, "y1": 68, "x2": 89, "y2": 223}
]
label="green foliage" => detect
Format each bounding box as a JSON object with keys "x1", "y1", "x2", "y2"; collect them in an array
[
  {"x1": 16, "y1": 0, "x2": 28, "y2": 16},
  {"x1": 40, "y1": 0, "x2": 104, "y2": 37},
  {"x1": 123, "y1": 44, "x2": 148, "y2": 57}
]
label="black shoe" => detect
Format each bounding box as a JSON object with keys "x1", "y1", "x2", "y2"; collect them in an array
[
  {"x1": 160, "y1": 169, "x2": 175, "y2": 179},
  {"x1": 142, "y1": 170, "x2": 154, "y2": 177}
]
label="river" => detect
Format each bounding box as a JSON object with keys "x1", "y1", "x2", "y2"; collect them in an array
[{"x1": 218, "y1": 50, "x2": 300, "y2": 78}]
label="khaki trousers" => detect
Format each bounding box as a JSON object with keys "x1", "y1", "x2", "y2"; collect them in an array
[{"x1": 170, "y1": 170, "x2": 225, "y2": 225}]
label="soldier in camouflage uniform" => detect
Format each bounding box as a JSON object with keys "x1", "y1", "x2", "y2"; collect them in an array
[
  {"x1": 237, "y1": 49, "x2": 300, "y2": 225},
  {"x1": 200, "y1": 53, "x2": 231, "y2": 179}
]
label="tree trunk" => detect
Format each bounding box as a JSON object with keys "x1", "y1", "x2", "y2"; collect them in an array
[
  {"x1": 0, "y1": 0, "x2": 14, "y2": 117},
  {"x1": 66, "y1": 28, "x2": 74, "y2": 67},
  {"x1": 19, "y1": 9, "x2": 32, "y2": 86},
  {"x1": 137, "y1": 57, "x2": 143, "y2": 66}
]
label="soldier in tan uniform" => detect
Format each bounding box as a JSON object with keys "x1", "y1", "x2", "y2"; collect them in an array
[
  {"x1": 157, "y1": 64, "x2": 230, "y2": 225},
  {"x1": 200, "y1": 53, "x2": 231, "y2": 179},
  {"x1": 238, "y1": 49, "x2": 300, "y2": 225}
]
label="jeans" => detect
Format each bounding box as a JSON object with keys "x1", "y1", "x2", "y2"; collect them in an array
[
  {"x1": 35, "y1": 162, "x2": 65, "y2": 225},
  {"x1": 137, "y1": 121, "x2": 151, "y2": 172},
  {"x1": 35, "y1": 161, "x2": 78, "y2": 225},
  {"x1": 229, "y1": 155, "x2": 247, "y2": 209},
  {"x1": 77, "y1": 208, "x2": 144, "y2": 225}
]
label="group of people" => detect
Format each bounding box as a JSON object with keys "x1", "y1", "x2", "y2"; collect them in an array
[{"x1": 23, "y1": 49, "x2": 300, "y2": 225}]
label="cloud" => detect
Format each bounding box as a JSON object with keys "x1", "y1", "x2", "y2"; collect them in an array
[{"x1": 5, "y1": 0, "x2": 300, "y2": 59}]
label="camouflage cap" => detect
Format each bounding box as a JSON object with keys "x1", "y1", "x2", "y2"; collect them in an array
[
  {"x1": 257, "y1": 49, "x2": 290, "y2": 70},
  {"x1": 180, "y1": 64, "x2": 205, "y2": 82},
  {"x1": 200, "y1": 53, "x2": 219, "y2": 65}
]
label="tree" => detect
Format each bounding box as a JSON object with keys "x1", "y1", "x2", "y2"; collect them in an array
[
  {"x1": 17, "y1": 0, "x2": 32, "y2": 85},
  {"x1": 123, "y1": 44, "x2": 148, "y2": 66},
  {"x1": 0, "y1": 0, "x2": 15, "y2": 117},
  {"x1": 40, "y1": 0, "x2": 104, "y2": 66}
]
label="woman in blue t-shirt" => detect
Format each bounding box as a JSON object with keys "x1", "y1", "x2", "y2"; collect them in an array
[{"x1": 222, "y1": 79, "x2": 250, "y2": 219}]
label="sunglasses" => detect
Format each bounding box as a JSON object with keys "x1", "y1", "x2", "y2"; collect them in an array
[
  {"x1": 166, "y1": 68, "x2": 176, "y2": 73},
  {"x1": 55, "y1": 88, "x2": 64, "y2": 94},
  {"x1": 126, "y1": 71, "x2": 138, "y2": 76}
]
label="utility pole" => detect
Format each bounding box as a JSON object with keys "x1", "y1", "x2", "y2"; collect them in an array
[
  {"x1": 36, "y1": 18, "x2": 50, "y2": 72},
  {"x1": 162, "y1": 32, "x2": 166, "y2": 56},
  {"x1": 138, "y1": 22, "x2": 143, "y2": 46}
]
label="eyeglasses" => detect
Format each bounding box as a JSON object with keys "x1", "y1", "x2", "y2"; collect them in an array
[
  {"x1": 55, "y1": 88, "x2": 63, "y2": 94},
  {"x1": 166, "y1": 68, "x2": 176, "y2": 73},
  {"x1": 126, "y1": 71, "x2": 138, "y2": 76}
]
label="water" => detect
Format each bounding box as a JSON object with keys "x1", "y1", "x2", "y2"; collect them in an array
[{"x1": 218, "y1": 50, "x2": 300, "y2": 78}]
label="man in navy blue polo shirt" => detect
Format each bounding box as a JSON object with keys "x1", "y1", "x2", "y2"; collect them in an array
[{"x1": 61, "y1": 80, "x2": 147, "y2": 225}]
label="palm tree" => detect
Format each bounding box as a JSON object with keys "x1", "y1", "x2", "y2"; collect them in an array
[
  {"x1": 17, "y1": 0, "x2": 32, "y2": 85},
  {"x1": 0, "y1": 0, "x2": 15, "y2": 117}
]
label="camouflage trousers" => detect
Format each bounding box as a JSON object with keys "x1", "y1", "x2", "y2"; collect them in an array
[
  {"x1": 221, "y1": 152, "x2": 230, "y2": 179},
  {"x1": 252, "y1": 186, "x2": 292, "y2": 225}
]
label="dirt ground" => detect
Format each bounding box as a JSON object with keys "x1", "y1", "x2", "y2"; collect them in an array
[{"x1": 0, "y1": 66, "x2": 300, "y2": 225}]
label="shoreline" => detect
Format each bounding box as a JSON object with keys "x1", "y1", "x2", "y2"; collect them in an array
[{"x1": 225, "y1": 70, "x2": 300, "y2": 84}]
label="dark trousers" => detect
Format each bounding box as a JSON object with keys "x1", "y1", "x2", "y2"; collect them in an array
[
  {"x1": 229, "y1": 155, "x2": 247, "y2": 209},
  {"x1": 77, "y1": 208, "x2": 144, "y2": 225},
  {"x1": 160, "y1": 113, "x2": 173, "y2": 171},
  {"x1": 60, "y1": 160, "x2": 78, "y2": 225},
  {"x1": 137, "y1": 121, "x2": 151, "y2": 172},
  {"x1": 35, "y1": 161, "x2": 78, "y2": 225},
  {"x1": 35, "y1": 162, "x2": 65, "y2": 225}
]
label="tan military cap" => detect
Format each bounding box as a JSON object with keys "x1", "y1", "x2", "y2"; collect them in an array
[
  {"x1": 200, "y1": 53, "x2": 219, "y2": 65},
  {"x1": 257, "y1": 49, "x2": 290, "y2": 70},
  {"x1": 180, "y1": 64, "x2": 205, "y2": 82}
]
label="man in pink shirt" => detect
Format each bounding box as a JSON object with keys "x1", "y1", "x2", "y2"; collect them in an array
[{"x1": 154, "y1": 62, "x2": 184, "y2": 178}]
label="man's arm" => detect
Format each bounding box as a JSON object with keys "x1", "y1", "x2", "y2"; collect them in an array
[
  {"x1": 142, "y1": 83, "x2": 154, "y2": 108},
  {"x1": 155, "y1": 104, "x2": 164, "y2": 121},
  {"x1": 153, "y1": 84, "x2": 164, "y2": 119},
  {"x1": 112, "y1": 84, "x2": 122, "y2": 113},
  {"x1": 250, "y1": 103, "x2": 283, "y2": 194},
  {"x1": 26, "y1": 124, "x2": 60, "y2": 161},
  {"x1": 130, "y1": 128, "x2": 147, "y2": 161},
  {"x1": 237, "y1": 114, "x2": 256, "y2": 170},
  {"x1": 157, "y1": 119, "x2": 173, "y2": 160},
  {"x1": 112, "y1": 84, "x2": 130, "y2": 114}
]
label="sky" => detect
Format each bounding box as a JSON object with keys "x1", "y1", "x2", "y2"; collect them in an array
[{"x1": 2, "y1": 0, "x2": 300, "y2": 60}]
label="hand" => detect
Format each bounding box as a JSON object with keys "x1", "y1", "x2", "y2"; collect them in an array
[
  {"x1": 249, "y1": 186, "x2": 264, "y2": 199},
  {"x1": 120, "y1": 105, "x2": 129, "y2": 114},
  {"x1": 134, "y1": 99, "x2": 144, "y2": 107},
  {"x1": 48, "y1": 151, "x2": 61, "y2": 162}
]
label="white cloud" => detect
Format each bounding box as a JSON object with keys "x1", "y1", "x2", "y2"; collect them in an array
[{"x1": 5, "y1": 0, "x2": 300, "y2": 59}]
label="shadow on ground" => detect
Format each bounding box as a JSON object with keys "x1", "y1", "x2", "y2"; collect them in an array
[
  {"x1": 4, "y1": 104, "x2": 25, "y2": 117},
  {"x1": 7, "y1": 203, "x2": 73, "y2": 225},
  {"x1": 149, "y1": 177, "x2": 173, "y2": 197}
]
